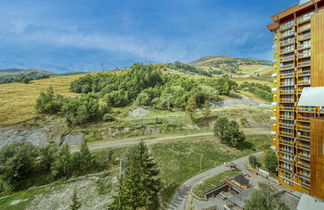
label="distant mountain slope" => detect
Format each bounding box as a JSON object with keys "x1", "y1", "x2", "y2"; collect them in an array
[{"x1": 188, "y1": 56, "x2": 273, "y2": 77}]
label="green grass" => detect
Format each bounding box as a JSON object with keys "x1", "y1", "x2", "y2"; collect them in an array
[
  {"x1": 192, "y1": 170, "x2": 241, "y2": 198},
  {"x1": 150, "y1": 134, "x2": 271, "y2": 205}
]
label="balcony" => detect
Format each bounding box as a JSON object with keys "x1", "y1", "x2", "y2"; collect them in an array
[
  {"x1": 296, "y1": 160, "x2": 310, "y2": 169},
  {"x1": 280, "y1": 106, "x2": 294, "y2": 111},
  {"x1": 301, "y1": 182, "x2": 311, "y2": 189},
  {"x1": 279, "y1": 124, "x2": 294, "y2": 130},
  {"x1": 297, "y1": 142, "x2": 310, "y2": 151},
  {"x1": 278, "y1": 165, "x2": 293, "y2": 173},
  {"x1": 298, "y1": 52, "x2": 311, "y2": 59},
  {"x1": 280, "y1": 55, "x2": 295, "y2": 62},
  {"x1": 279, "y1": 115, "x2": 295, "y2": 121},
  {"x1": 298, "y1": 154, "x2": 310, "y2": 161},
  {"x1": 296, "y1": 117, "x2": 311, "y2": 122},
  {"x1": 296, "y1": 107, "x2": 316, "y2": 113},
  {"x1": 297, "y1": 70, "x2": 311, "y2": 77},
  {"x1": 280, "y1": 83, "x2": 295, "y2": 87},
  {"x1": 279, "y1": 98, "x2": 295, "y2": 103},
  {"x1": 280, "y1": 49, "x2": 295, "y2": 56},
  {"x1": 297, "y1": 24, "x2": 311, "y2": 33},
  {"x1": 279, "y1": 90, "x2": 294, "y2": 95},
  {"x1": 297, "y1": 80, "x2": 311, "y2": 86},
  {"x1": 279, "y1": 157, "x2": 293, "y2": 164},
  {"x1": 297, "y1": 44, "x2": 311, "y2": 50},
  {"x1": 280, "y1": 32, "x2": 295, "y2": 39},
  {"x1": 296, "y1": 171, "x2": 311, "y2": 181},
  {"x1": 296, "y1": 125, "x2": 310, "y2": 132},
  {"x1": 297, "y1": 61, "x2": 311, "y2": 68},
  {"x1": 280, "y1": 73, "x2": 294, "y2": 79},
  {"x1": 279, "y1": 132, "x2": 294, "y2": 138},
  {"x1": 298, "y1": 33, "x2": 311, "y2": 41},
  {"x1": 298, "y1": 16, "x2": 311, "y2": 25},
  {"x1": 280, "y1": 39, "x2": 294, "y2": 47},
  {"x1": 298, "y1": 134, "x2": 311, "y2": 142},
  {"x1": 280, "y1": 23, "x2": 295, "y2": 32},
  {"x1": 280, "y1": 64, "x2": 295, "y2": 70}
]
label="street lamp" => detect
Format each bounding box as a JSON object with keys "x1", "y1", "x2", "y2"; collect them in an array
[
  {"x1": 115, "y1": 157, "x2": 123, "y2": 178},
  {"x1": 200, "y1": 154, "x2": 203, "y2": 171}
]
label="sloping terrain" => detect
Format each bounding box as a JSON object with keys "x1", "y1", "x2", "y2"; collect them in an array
[{"x1": 188, "y1": 56, "x2": 273, "y2": 83}]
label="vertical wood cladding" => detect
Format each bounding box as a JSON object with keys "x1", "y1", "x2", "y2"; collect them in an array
[
  {"x1": 310, "y1": 118, "x2": 324, "y2": 200},
  {"x1": 311, "y1": 11, "x2": 324, "y2": 87}
]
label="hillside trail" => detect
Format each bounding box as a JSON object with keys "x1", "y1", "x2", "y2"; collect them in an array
[{"x1": 70, "y1": 128, "x2": 270, "y2": 152}]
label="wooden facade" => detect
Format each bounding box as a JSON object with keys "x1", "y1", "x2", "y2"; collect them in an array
[
  {"x1": 268, "y1": 0, "x2": 324, "y2": 200},
  {"x1": 311, "y1": 11, "x2": 324, "y2": 87},
  {"x1": 310, "y1": 118, "x2": 324, "y2": 199}
]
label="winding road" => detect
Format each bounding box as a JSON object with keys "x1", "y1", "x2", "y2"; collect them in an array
[{"x1": 168, "y1": 151, "x2": 264, "y2": 210}]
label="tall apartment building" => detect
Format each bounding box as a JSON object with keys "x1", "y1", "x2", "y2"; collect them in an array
[{"x1": 268, "y1": 0, "x2": 324, "y2": 200}]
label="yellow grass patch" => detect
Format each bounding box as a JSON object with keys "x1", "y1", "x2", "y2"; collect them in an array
[{"x1": 0, "y1": 75, "x2": 84, "y2": 127}]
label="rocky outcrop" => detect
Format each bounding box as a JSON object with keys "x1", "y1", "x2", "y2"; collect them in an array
[{"x1": 0, "y1": 127, "x2": 48, "y2": 149}]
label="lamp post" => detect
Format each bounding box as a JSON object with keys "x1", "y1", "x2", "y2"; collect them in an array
[
  {"x1": 200, "y1": 154, "x2": 203, "y2": 171},
  {"x1": 115, "y1": 157, "x2": 123, "y2": 178}
]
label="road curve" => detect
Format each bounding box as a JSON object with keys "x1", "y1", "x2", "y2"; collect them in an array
[{"x1": 168, "y1": 151, "x2": 264, "y2": 210}]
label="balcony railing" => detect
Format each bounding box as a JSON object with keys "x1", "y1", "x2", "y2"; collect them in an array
[
  {"x1": 280, "y1": 64, "x2": 295, "y2": 70},
  {"x1": 296, "y1": 107, "x2": 316, "y2": 113},
  {"x1": 279, "y1": 123, "x2": 294, "y2": 129},
  {"x1": 297, "y1": 71, "x2": 311, "y2": 76},
  {"x1": 298, "y1": 33, "x2": 311, "y2": 41},
  {"x1": 280, "y1": 90, "x2": 294, "y2": 95},
  {"x1": 280, "y1": 49, "x2": 295, "y2": 55},
  {"x1": 280, "y1": 23, "x2": 295, "y2": 32},
  {"x1": 280, "y1": 32, "x2": 295, "y2": 39},
  {"x1": 280, "y1": 73, "x2": 294, "y2": 78},
  {"x1": 297, "y1": 117, "x2": 311, "y2": 122},
  {"x1": 280, "y1": 55, "x2": 294, "y2": 62},
  {"x1": 298, "y1": 80, "x2": 311, "y2": 85},
  {"x1": 279, "y1": 132, "x2": 294, "y2": 138},
  {"x1": 298, "y1": 154, "x2": 310, "y2": 161},
  {"x1": 298, "y1": 53, "x2": 311, "y2": 59},
  {"x1": 280, "y1": 82, "x2": 295, "y2": 87},
  {"x1": 280, "y1": 39, "x2": 294, "y2": 47},
  {"x1": 298, "y1": 16, "x2": 311, "y2": 24},
  {"x1": 296, "y1": 125, "x2": 310, "y2": 131},
  {"x1": 279, "y1": 98, "x2": 295, "y2": 103},
  {"x1": 280, "y1": 106, "x2": 294, "y2": 111},
  {"x1": 297, "y1": 44, "x2": 311, "y2": 50},
  {"x1": 297, "y1": 24, "x2": 311, "y2": 33},
  {"x1": 297, "y1": 61, "x2": 311, "y2": 68}
]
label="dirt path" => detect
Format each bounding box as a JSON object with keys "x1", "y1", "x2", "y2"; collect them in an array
[
  {"x1": 168, "y1": 151, "x2": 264, "y2": 210},
  {"x1": 70, "y1": 128, "x2": 270, "y2": 152}
]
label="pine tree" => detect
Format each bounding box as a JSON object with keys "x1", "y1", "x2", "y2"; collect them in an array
[
  {"x1": 122, "y1": 141, "x2": 161, "y2": 209},
  {"x1": 79, "y1": 140, "x2": 95, "y2": 172},
  {"x1": 70, "y1": 189, "x2": 81, "y2": 210},
  {"x1": 108, "y1": 177, "x2": 126, "y2": 210},
  {"x1": 186, "y1": 96, "x2": 197, "y2": 118}
]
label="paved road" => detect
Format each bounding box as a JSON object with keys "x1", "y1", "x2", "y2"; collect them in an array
[
  {"x1": 70, "y1": 128, "x2": 270, "y2": 152},
  {"x1": 168, "y1": 151, "x2": 264, "y2": 210}
]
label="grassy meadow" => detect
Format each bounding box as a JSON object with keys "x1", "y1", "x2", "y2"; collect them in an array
[{"x1": 0, "y1": 75, "x2": 84, "y2": 126}]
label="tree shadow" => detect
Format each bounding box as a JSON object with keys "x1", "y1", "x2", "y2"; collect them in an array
[{"x1": 236, "y1": 141, "x2": 255, "y2": 151}]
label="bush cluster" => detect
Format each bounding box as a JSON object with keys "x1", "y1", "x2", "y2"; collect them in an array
[{"x1": 239, "y1": 82, "x2": 272, "y2": 101}]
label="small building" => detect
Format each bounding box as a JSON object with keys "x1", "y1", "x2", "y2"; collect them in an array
[{"x1": 233, "y1": 175, "x2": 249, "y2": 189}]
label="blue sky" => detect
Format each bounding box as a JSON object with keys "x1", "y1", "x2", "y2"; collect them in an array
[{"x1": 0, "y1": 0, "x2": 297, "y2": 73}]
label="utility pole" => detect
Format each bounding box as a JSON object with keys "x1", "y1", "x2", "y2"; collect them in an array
[{"x1": 200, "y1": 154, "x2": 203, "y2": 171}]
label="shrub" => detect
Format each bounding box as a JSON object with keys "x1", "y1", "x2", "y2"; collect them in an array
[
  {"x1": 264, "y1": 151, "x2": 277, "y2": 174},
  {"x1": 63, "y1": 94, "x2": 103, "y2": 125},
  {"x1": 249, "y1": 155, "x2": 260, "y2": 168},
  {"x1": 0, "y1": 142, "x2": 39, "y2": 191},
  {"x1": 214, "y1": 117, "x2": 245, "y2": 147},
  {"x1": 35, "y1": 86, "x2": 65, "y2": 114}
]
